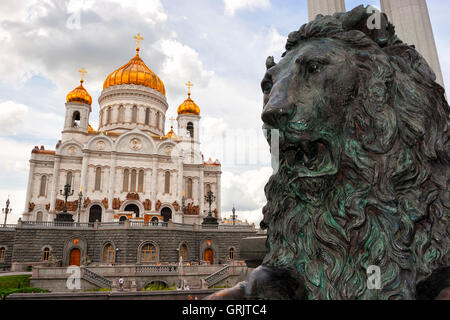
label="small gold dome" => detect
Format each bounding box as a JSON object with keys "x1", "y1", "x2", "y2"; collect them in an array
[
  {"x1": 103, "y1": 49, "x2": 166, "y2": 95},
  {"x1": 66, "y1": 80, "x2": 92, "y2": 105},
  {"x1": 177, "y1": 93, "x2": 200, "y2": 115},
  {"x1": 165, "y1": 125, "x2": 178, "y2": 139}
]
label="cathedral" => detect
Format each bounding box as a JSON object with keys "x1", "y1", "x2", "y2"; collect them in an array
[{"x1": 22, "y1": 35, "x2": 222, "y2": 226}]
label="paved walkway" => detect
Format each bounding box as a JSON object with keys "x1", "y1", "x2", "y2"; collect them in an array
[{"x1": 0, "y1": 272, "x2": 32, "y2": 277}]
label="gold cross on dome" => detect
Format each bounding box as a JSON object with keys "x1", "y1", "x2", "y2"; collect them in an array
[
  {"x1": 78, "y1": 68, "x2": 87, "y2": 82},
  {"x1": 185, "y1": 81, "x2": 194, "y2": 95},
  {"x1": 169, "y1": 117, "x2": 176, "y2": 128},
  {"x1": 134, "y1": 33, "x2": 144, "y2": 50}
]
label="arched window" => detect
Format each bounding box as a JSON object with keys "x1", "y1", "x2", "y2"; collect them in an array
[
  {"x1": 138, "y1": 170, "x2": 144, "y2": 193},
  {"x1": 42, "y1": 247, "x2": 50, "y2": 261},
  {"x1": 206, "y1": 184, "x2": 211, "y2": 194},
  {"x1": 0, "y1": 247, "x2": 6, "y2": 262},
  {"x1": 145, "y1": 108, "x2": 150, "y2": 125},
  {"x1": 186, "y1": 178, "x2": 193, "y2": 199},
  {"x1": 187, "y1": 122, "x2": 194, "y2": 138},
  {"x1": 179, "y1": 244, "x2": 188, "y2": 262},
  {"x1": 72, "y1": 111, "x2": 81, "y2": 128},
  {"x1": 164, "y1": 171, "x2": 170, "y2": 194},
  {"x1": 66, "y1": 172, "x2": 73, "y2": 187},
  {"x1": 95, "y1": 167, "x2": 102, "y2": 191},
  {"x1": 130, "y1": 169, "x2": 137, "y2": 192},
  {"x1": 156, "y1": 111, "x2": 160, "y2": 130},
  {"x1": 104, "y1": 243, "x2": 115, "y2": 264},
  {"x1": 39, "y1": 175, "x2": 47, "y2": 197},
  {"x1": 36, "y1": 211, "x2": 43, "y2": 222},
  {"x1": 107, "y1": 107, "x2": 112, "y2": 125},
  {"x1": 229, "y1": 247, "x2": 235, "y2": 260},
  {"x1": 123, "y1": 169, "x2": 129, "y2": 192},
  {"x1": 132, "y1": 105, "x2": 138, "y2": 123},
  {"x1": 140, "y1": 243, "x2": 156, "y2": 263}
]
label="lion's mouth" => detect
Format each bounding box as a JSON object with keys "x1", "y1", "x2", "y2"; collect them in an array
[{"x1": 281, "y1": 139, "x2": 336, "y2": 176}]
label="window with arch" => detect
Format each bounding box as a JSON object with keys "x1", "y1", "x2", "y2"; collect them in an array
[
  {"x1": 179, "y1": 244, "x2": 188, "y2": 262},
  {"x1": 0, "y1": 247, "x2": 5, "y2": 262},
  {"x1": 42, "y1": 247, "x2": 50, "y2": 261},
  {"x1": 36, "y1": 211, "x2": 43, "y2": 222},
  {"x1": 186, "y1": 178, "x2": 193, "y2": 199},
  {"x1": 104, "y1": 243, "x2": 115, "y2": 264},
  {"x1": 123, "y1": 169, "x2": 129, "y2": 192},
  {"x1": 164, "y1": 171, "x2": 170, "y2": 194},
  {"x1": 229, "y1": 247, "x2": 235, "y2": 260},
  {"x1": 140, "y1": 243, "x2": 157, "y2": 263},
  {"x1": 118, "y1": 105, "x2": 124, "y2": 123},
  {"x1": 206, "y1": 184, "x2": 211, "y2": 194},
  {"x1": 72, "y1": 111, "x2": 81, "y2": 128},
  {"x1": 145, "y1": 108, "x2": 150, "y2": 125},
  {"x1": 95, "y1": 167, "x2": 102, "y2": 191},
  {"x1": 138, "y1": 170, "x2": 144, "y2": 193},
  {"x1": 130, "y1": 169, "x2": 137, "y2": 192},
  {"x1": 187, "y1": 122, "x2": 194, "y2": 138},
  {"x1": 132, "y1": 105, "x2": 138, "y2": 123},
  {"x1": 107, "y1": 107, "x2": 112, "y2": 125},
  {"x1": 39, "y1": 175, "x2": 47, "y2": 197},
  {"x1": 66, "y1": 171, "x2": 73, "y2": 187},
  {"x1": 156, "y1": 111, "x2": 160, "y2": 130}
]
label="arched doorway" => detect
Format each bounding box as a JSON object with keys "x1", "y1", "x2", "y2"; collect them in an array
[
  {"x1": 161, "y1": 207, "x2": 172, "y2": 222},
  {"x1": 124, "y1": 204, "x2": 140, "y2": 218},
  {"x1": 89, "y1": 205, "x2": 102, "y2": 223},
  {"x1": 119, "y1": 216, "x2": 128, "y2": 223},
  {"x1": 204, "y1": 248, "x2": 214, "y2": 265},
  {"x1": 69, "y1": 248, "x2": 81, "y2": 266}
]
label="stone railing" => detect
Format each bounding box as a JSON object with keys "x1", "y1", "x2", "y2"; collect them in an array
[
  {"x1": 136, "y1": 265, "x2": 179, "y2": 274},
  {"x1": 82, "y1": 268, "x2": 112, "y2": 289},
  {"x1": 0, "y1": 224, "x2": 17, "y2": 229},
  {"x1": 204, "y1": 265, "x2": 231, "y2": 288},
  {"x1": 10, "y1": 220, "x2": 255, "y2": 232}
]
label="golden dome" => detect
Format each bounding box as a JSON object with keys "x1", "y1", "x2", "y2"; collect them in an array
[
  {"x1": 177, "y1": 93, "x2": 200, "y2": 115},
  {"x1": 103, "y1": 49, "x2": 166, "y2": 95},
  {"x1": 164, "y1": 125, "x2": 178, "y2": 139},
  {"x1": 66, "y1": 80, "x2": 92, "y2": 105}
]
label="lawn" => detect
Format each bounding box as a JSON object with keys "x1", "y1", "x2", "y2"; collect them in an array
[{"x1": 0, "y1": 275, "x2": 50, "y2": 299}]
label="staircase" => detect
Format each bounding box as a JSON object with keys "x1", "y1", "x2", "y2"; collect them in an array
[
  {"x1": 203, "y1": 265, "x2": 232, "y2": 288},
  {"x1": 82, "y1": 268, "x2": 112, "y2": 289}
]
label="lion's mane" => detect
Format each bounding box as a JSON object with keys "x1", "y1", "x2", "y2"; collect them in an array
[{"x1": 261, "y1": 6, "x2": 449, "y2": 300}]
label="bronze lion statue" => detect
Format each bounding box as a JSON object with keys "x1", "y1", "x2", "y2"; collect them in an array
[{"x1": 207, "y1": 5, "x2": 449, "y2": 300}]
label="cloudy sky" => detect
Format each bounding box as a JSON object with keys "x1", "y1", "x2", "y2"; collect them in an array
[{"x1": 0, "y1": 0, "x2": 448, "y2": 225}]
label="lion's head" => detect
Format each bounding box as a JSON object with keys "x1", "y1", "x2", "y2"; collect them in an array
[{"x1": 260, "y1": 5, "x2": 449, "y2": 300}]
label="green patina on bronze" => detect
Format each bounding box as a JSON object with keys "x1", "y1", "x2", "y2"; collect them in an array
[{"x1": 259, "y1": 5, "x2": 449, "y2": 300}]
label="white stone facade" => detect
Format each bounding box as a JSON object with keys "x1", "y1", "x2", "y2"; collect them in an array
[{"x1": 23, "y1": 84, "x2": 221, "y2": 225}]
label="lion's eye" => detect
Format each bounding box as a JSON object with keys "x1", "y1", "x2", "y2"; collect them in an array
[
  {"x1": 261, "y1": 75, "x2": 273, "y2": 94},
  {"x1": 307, "y1": 62, "x2": 321, "y2": 74}
]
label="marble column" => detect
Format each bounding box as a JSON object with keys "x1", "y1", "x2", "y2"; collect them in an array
[
  {"x1": 199, "y1": 168, "x2": 204, "y2": 216},
  {"x1": 380, "y1": 0, "x2": 444, "y2": 88},
  {"x1": 80, "y1": 153, "x2": 89, "y2": 194},
  {"x1": 308, "y1": 0, "x2": 345, "y2": 21},
  {"x1": 151, "y1": 157, "x2": 158, "y2": 211},
  {"x1": 178, "y1": 159, "x2": 183, "y2": 202},
  {"x1": 216, "y1": 173, "x2": 221, "y2": 220},
  {"x1": 23, "y1": 161, "x2": 36, "y2": 218},
  {"x1": 49, "y1": 157, "x2": 61, "y2": 213},
  {"x1": 107, "y1": 153, "x2": 117, "y2": 211}
]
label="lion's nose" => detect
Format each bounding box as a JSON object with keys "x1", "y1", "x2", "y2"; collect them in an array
[{"x1": 261, "y1": 105, "x2": 292, "y2": 128}]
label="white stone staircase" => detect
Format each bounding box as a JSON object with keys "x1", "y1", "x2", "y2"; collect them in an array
[
  {"x1": 82, "y1": 268, "x2": 112, "y2": 289},
  {"x1": 203, "y1": 265, "x2": 232, "y2": 288}
]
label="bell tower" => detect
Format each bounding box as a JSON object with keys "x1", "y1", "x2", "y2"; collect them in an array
[{"x1": 62, "y1": 68, "x2": 92, "y2": 140}]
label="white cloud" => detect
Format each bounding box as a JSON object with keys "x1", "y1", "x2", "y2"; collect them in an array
[
  {"x1": 0, "y1": 188, "x2": 26, "y2": 224},
  {"x1": 0, "y1": 101, "x2": 29, "y2": 135},
  {"x1": 156, "y1": 39, "x2": 214, "y2": 98},
  {"x1": 224, "y1": 0, "x2": 271, "y2": 16}
]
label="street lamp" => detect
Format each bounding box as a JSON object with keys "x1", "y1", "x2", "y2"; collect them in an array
[
  {"x1": 77, "y1": 186, "x2": 83, "y2": 224},
  {"x1": 204, "y1": 190, "x2": 216, "y2": 218},
  {"x1": 59, "y1": 183, "x2": 74, "y2": 213},
  {"x1": 231, "y1": 204, "x2": 237, "y2": 226},
  {"x1": 2, "y1": 197, "x2": 12, "y2": 227}
]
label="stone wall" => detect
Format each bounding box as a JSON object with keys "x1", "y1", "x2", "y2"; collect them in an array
[
  {"x1": 0, "y1": 226, "x2": 256, "y2": 271},
  {"x1": 0, "y1": 229, "x2": 16, "y2": 271}
]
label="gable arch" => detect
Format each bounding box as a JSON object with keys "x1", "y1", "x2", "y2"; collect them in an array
[
  {"x1": 86, "y1": 135, "x2": 114, "y2": 152},
  {"x1": 114, "y1": 128, "x2": 157, "y2": 154},
  {"x1": 157, "y1": 141, "x2": 181, "y2": 158},
  {"x1": 58, "y1": 140, "x2": 84, "y2": 157}
]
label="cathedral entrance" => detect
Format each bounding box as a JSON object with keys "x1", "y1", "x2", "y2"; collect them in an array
[
  {"x1": 161, "y1": 207, "x2": 172, "y2": 222},
  {"x1": 124, "y1": 204, "x2": 140, "y2": 218},
  {"x1": 89, "y1": 205, "x2": 102, "y2": 223},
  {"x1": 69, "y1": 248, "x2": 81, "y2": 266},
  {"x1": 204, "y1": 248, "x2": 214, "y2": 265}
]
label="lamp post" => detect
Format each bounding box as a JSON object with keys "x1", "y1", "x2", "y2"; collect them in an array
[
  {"x1": 59, "y1": 183, "x2": 74, "y2": 213},
  {"x1": 205, "y1": 190, "x2": 216, "y2": 217},
  {"x1": 2, "y1": 197, "x2": 12, "y2": 227},
  {"x1": 202, "y1": 190, "x2": 218, "y2": 228},
  {"x1": 77, "y1": 186, "x2": 83, "y2": 224},
  {"x1": 231, "y1": 204, "x2": 237, "y2": 226}
]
